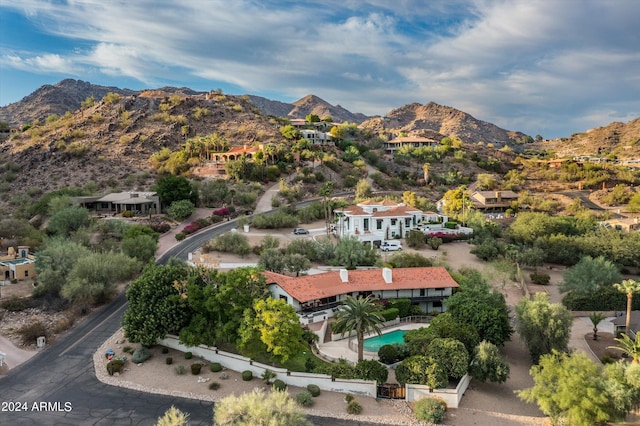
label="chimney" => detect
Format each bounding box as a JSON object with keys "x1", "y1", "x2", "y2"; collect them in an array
[
  {"x1": 382, "y1": 267, "x2": 392, "y2": 284},
  {"x1": 339, "y1": 269, "x2": 349, "y2": 283}
]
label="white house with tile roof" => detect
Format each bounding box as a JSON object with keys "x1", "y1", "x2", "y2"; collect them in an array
[
  {"x1": 263, "y1": 266, "x2": 459, "y2": 319},
  {"x1": 333, "y1": 200, "x2": 448, "y2": 245}
]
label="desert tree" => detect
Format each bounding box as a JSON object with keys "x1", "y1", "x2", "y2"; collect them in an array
[{"x1": 213, "y1": 388, "x2": 311, "y2": 426}]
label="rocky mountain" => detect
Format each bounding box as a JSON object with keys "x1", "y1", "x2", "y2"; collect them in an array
[
  {"x1": 0, "y1": 89, "x2": 285, "y2": 197},
  {"x1": 0, "y1": 79, "x2": 137, "y2": 127},
  {"x1": 246, "y1": 94, "x2": 369, "y2": 123},
  {"x1": 532, "y1": 117, "x2": 640, "y2": 159},
  {"x1": 360, "y1": 101, "x2": 528, "y2": 146}
]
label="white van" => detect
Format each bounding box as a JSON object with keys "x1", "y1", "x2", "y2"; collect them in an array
[{"x1": 380, "y1": 241, "x2": 403, "y2": 251}]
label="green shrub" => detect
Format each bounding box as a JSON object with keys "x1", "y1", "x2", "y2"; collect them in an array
[
  {"x1": 184, "y1": 351, "x2": 193, "y2": 359},
  {"x1": 378, "y1": 344, "x2": 400, "y2": 364},
  {"x1": 414, "y1": 397, "x2": 447, "y2": 424},
  {"x1": 106, "y1": 359, "x2": 124, "y2": 375},
  {"x1": 378, "y1": 308, "x2": 399, "y2": 322},
  {"x1": 355, "y1": 359, "x2": 389, "y2": 384},
  {"x1": 295, "y1": 391, "x2": 314, "y2": 407},
  {"x1": 601, "y1": 355, "x2": 615, "y2": 364},
  {"x1": 206, "y1": 232, "x2": 251, "y2": 257},
  {"x1": 191, "y1": 363, "x2": 202, "y2": 375},
  {"x1": 175, "y1": 365, "x2": 186, "y2": 375},
  {"x1": 530, "y1": 272, "x2": 551, "y2": 285},
  {"x1": 175, "y1": 232, "x2": 186, "y2": 241},
  {"x1": 307, "y1": 384, "x2": 321, "y2": 397},
  {"x1": 347, "y1": 399, "x2": 362, "y2": 415},
  {"x1": 166, "y1": 357, "x2": 173, "y2": 365},
  {"x1": 132, "y1": 347, "x2": 151, "y2": 363},
  {"x1": 123, "y1": 345, "x2": 133, "y2": 353},
  {"x1": 161, "y1": 347, "x2": 169, "y2": 354},
  {"x1": 122, "y1": 210, "x2": 134, "y2": 218},
  {"x1": 344, "y1": 394, "x2": 355, "y2": 403},
  {"x1": 209, "y1": 381, "x2": 220, "y2": 390},
  {"x1": 210, "y1": 362, "x2": 222, "y2": 372},
  {"x1": 242, "y1": 370, "x2": 253, "y2": 381},
  {"x1": 273, "y1": 379, "x2": 287, "y2": 391}
]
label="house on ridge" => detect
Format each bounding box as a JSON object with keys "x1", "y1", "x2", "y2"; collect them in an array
[
  {"x1": 263, "y1": 266, "x2": 459, "y2": 324},
  {"x1": 469, "y1": 190, "x2": 518, "y2": 211},
  {"x1": 383, "y1": 136, "x2": 439, "y2": 155},
  {"x1": 333, "y1": 199, "x2": 448, "y2": 245},
  {"x1": 75, "y1": 191, "x2": 160, "y2": 216}
]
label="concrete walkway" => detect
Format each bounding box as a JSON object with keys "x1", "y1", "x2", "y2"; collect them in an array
[{"x1": 0, "y1": 334, "x2": 37, "y2": 372}]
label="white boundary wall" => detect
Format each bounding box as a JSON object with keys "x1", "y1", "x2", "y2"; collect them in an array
[
  {"x1": 158, "y1": 335, "x2": 377, "y2": 397},
  {"x1": 405, "y1": 373, "x2": 471, "y2": 408}
]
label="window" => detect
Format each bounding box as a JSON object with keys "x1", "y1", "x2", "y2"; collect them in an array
[
  {"x1": 376, "y1": 219, "x2": 383, "y2": 230},
  {"x1": 279, "y1": 295, "x2": 288, "y2": 303},
  {"x1": 363, "y1": 218, "x2": 369, "y2": 231},
  {"x1": 391, "y1": 219, "x2": 397, "y2": 226},
  {"x1": 405, "y1": 218, "x2": 411, "y2": 227},
  {"x1": 419, "y1": 289, "x2": 425, "y2": 296},
  {"x1": 25, "y1": 270, "x2": 29, "y2": 277}
]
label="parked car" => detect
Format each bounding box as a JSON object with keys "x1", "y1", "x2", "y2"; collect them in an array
[
  {"x1": 292, "y1": 228, "x2": 309, "y2": 235},
  {"x1": 380, "y1": 241, "x2": 403, "y2": 251}
]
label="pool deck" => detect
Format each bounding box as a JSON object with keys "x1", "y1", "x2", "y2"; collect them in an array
[{"x1": 317, "y1": 322, "x2": 426, "y2": 363}]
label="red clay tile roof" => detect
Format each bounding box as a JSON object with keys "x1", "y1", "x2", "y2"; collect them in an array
[{"x1": 263, "y1": 267, "x2": 459, "y2": 303}]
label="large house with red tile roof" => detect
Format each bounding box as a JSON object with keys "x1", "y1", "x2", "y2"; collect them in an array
[
  {"x1": 193, "y1": 144, "x2": 261, "y2": 178},
  {"x1": 333, "y1": 200, "x2": 448, "y2": 245},
  {"x1": 264, "y1": 266, "x2": 459, "y2": 318}
]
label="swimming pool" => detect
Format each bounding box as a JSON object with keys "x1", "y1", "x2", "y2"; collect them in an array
[{"x1": 363, "y1": 329, "x2": 407, "y2": 352}]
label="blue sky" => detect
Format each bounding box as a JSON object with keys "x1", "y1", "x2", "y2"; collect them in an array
[{"x1": 1, "y1": 0, "x2": 639, "y2": 138}]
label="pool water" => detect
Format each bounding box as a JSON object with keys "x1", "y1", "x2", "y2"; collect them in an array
[{"x1": 363, "y1": 329, "x2": 407, "y2": 352}]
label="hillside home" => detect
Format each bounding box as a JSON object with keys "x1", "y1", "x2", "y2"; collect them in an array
[
  {"x1": 76, "y1": 191, "x2": 160, "y2": 216},
  {"x1": 300, "y1": 129, "x2": 333, "y2": 145},
  {"x1": 333, "y1": 200, "x2": 448, "y2": 245},
  {"x1": 0, "y1": 246, "x2": 35, "y2": 282},
  {"x1": 469, "y1": 190, "x2": 519, "y2": 211},
  {"x1": 601, "y1": 218, "x2": 640, "y2": 233},
  {"x1": 383, "y1": 136, "x2": 439, "y2": 155},
  {"x1": 611, "y1": 311, "x2": 640, "y2": 338},
  {"x1": 264, "y1": 266, "x2": 459, "y2": 321},
  {"x1": 289, "y1": 119, "x2": 337, "y2": 132}
]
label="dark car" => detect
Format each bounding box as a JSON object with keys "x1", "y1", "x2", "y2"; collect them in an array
[{"x1": 292, "y1": 228, "x2": 309, "y2": 235}]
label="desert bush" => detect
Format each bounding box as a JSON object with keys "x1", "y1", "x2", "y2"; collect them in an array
[
  {"x1": 206, "y1": 232, "x2": 251, "y2": 257},
  {"x1": 161, "y1": 347, "x2": 169, "y2": 354},
  {"x1": 209, "y1": 381, "x2": 220, "y2": 390},
  {"x1": 344, "y1": 394, "x2": 354, "y2": 403},
  {"x1": 123, "y1": 345, "x2": 133, "y2": 353},
  {"x1": 191, "y1": 363, "x2": 202, "y2": 375},
  {"x1": 175, "y1": 232, "x2": 186, "y2": 241},
  {"x1": 273, "y1": 379, "x2": 287, "y2": 391},
  {"x1": 307, "y1": 384, "x2": 321, "y2": 397},
  {"x1": 220, "y1": 372, "x2": 229, "y2": 380},
  {"x1": 347, "y1": 399, "x2": 362, "y2": 415},
  {"x1": 17, "y1": 321, "x2": 48, "y2": 346},
  {"x1": 242, "y1": 370, "x2": 253, "y2": 381},
  {"x1": 166, "y1": 357, "x2": 173, "y2": 365},
  {"x1": 106, "y1": 359, "x2": 125, "y2": 375},
  {"x1": 530, "y1": 272, "x2": 551, "y2": 285},
  {"x1": 295, "y1": 391, "x2": 314, "y2": 407},
  {"x1": 122, "y1": 210, "x2": 134, "y2": 218},
  {"x1": 132, "y1": 346, "x2": 151, "y2": 363},
  {"x1": 1, "y1": 296, "x2": 30, "y2": 312},
  {"x1": 414, "y1": 397, "x2": 447, "y2": 424},
  {"x1": 174, "y1": 365, "x2": 186, "y2": 375},
  {"x1": 210, "y1": 362, "x2": 222, "y2": 372},
  {"x1": 184, "y1": 351, "x2": 192, "y2": 359}
]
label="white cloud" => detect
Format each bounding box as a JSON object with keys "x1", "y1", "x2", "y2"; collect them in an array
[{"x1": 1, "y1": 0, "x2": 639, "y2": 136}]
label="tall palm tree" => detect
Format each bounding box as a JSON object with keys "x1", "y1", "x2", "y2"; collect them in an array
[
  {"x1": 332, "y1": 295, "x2": 385, "y2": 362},
  {"x1": 608, "y1": 333, "x2": 640, "y2": 364},
  {"x1": 588, "y1": 312, "x2": 606, "y2": 341},
  {"x1": 613, "y1": 279, "x2": 640, "y2": 335}
]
